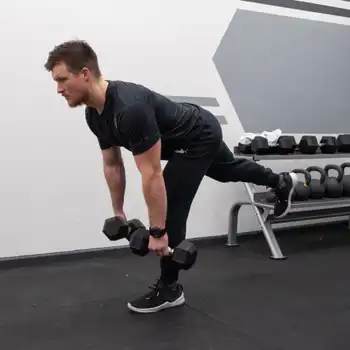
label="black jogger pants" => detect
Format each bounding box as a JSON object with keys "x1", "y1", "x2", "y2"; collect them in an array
[{"x1": 160, "y1": 109, "x2": 279, "y2": 284}]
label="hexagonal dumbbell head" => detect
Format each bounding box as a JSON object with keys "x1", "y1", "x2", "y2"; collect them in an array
[
  {"x1": 172, "y1": 240, "x2": 197, "y2": 270},
  {"x1": 103, "y1": 216, "x2": 128, "y2": 241},
  {"x1": 129, "y1": 228, "x2": 150, "y2": 256},
  {"x1": 127, "y1": 219, "x2": 146, "y2": 240}
]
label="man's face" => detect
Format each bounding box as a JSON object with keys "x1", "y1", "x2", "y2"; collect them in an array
[{"x1": 51, "y1": 62, "x2": 90, "y2": 108}]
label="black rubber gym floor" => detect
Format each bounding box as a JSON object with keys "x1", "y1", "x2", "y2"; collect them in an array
[{"x1": 2, "y1": 222, "x2": 350, "y2": 350}]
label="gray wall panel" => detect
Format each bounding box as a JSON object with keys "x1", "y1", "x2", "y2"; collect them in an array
[{"x1": 213, "y1": 10, "x2": 350, "y2": 133}]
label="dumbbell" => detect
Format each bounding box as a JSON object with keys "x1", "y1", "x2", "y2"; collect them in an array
[
  {"x1": 298, "y1": 135, "x2": 319, "y2": 154},
  {"x1": 320, "y1": 136, "x2": 337, "y2": 154},
  {"x1": 337, "y1": 134, "x2": 350, "y2": 152},
  {"x1": 238, "y1": 136, "x2": 270, "y2": 155},
  {"x1": 129, "y1": 229, "x2": 198, "y2": 270},
  {"x1": 102, "y1": 216, "x2": 146, "y2": 241},
  {"x1": 264, "y1": 136, "x2": 296, "y2": 155},
  {"x1": 276, "y1": 135, "x2": 297, "y2": 155}
]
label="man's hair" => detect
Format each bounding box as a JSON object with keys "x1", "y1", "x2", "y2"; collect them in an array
[{"x1": 44, "y1": 40, "x2": 102, "y2": 78}]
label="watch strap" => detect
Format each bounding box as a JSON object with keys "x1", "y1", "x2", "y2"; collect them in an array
[{"x1": 149, "y1": 227, "x2": 167, "y2": 238}]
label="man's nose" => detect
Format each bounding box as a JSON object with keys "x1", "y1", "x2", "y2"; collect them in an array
[{"x1": 57, "y1": 85, "x2": 64, "y2": 94}]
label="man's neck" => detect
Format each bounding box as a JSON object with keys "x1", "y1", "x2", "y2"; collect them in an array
[{"x1": 86, "y1": 78, "x2": 109, "y2": 114}]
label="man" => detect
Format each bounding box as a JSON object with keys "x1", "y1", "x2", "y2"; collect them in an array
[{"x1": 44, "y1": 40, "x2": 297, "y2": 314}]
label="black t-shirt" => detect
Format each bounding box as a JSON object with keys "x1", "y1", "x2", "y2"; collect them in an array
[{"x1": 85, "y1": 80, "x2": 202, "y2": 156}]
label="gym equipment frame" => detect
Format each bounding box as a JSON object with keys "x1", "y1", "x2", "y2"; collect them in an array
[{"x1": 227, "y1": 149, "x2": 350, "y2": 259}]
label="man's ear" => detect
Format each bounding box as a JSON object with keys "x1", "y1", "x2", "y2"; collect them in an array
[{"x1": 81, "y1": 67, "x2": 90, "y2": 81}]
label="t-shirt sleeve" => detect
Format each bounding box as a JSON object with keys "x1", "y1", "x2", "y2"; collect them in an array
[
  {"x1": 97, "y1": 138, "x2": 113, "y2": 150},
  {"x1": 119, "y1": 103, "x2": 160, "y2": 155}
]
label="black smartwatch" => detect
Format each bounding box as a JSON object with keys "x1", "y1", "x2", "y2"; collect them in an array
[{"x1": 149, "y1": 227, "x2": 167, "y2": 238}]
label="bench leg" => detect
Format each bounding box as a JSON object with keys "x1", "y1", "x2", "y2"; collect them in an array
[
  {"x1": 226, "y1": 204, "x2": 241, "y2": 247},
  {"x1": 262, "y1": 217, "x2": 287, "y2": 260},
  {"x1": 244, "y1": 183, "x2": 287, "y2": 260}
]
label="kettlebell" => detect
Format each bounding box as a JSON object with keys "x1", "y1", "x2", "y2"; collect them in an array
[
  {"x1": 291, "y1": 168, "x2": 311, "y2": 201},
  {"x1": 306, "y1": 166, "x2": 326, "y2": 199},
  {"x1": 324, "y1": 164, "x2": 344, "y2": 198},
  {"x1": 340, "y1": 162, "x2": 350, "y2": 196}
]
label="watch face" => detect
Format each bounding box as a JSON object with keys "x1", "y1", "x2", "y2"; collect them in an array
[{"x1": 150, "y1": 227, "x2": 165, "y2": 238}]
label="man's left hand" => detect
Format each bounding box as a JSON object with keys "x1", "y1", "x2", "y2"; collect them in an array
[{"x1": 148, "y1": 233, "x2": 169, "y2": 256}]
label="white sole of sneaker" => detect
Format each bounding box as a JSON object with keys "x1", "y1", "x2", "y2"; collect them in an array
[
  {"x1": 127, "y1": 292, "x2": 186, "y2": 314},
  {"x1": 276, "y1": 172, "x2": 299, "y2": 218}
]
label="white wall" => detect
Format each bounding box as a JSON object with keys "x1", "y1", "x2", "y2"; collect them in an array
[
  {"x1": 0, "y1": 0, "x2": 239, "y2": 258},
  {"x1": 0, "y1": 0, "x2": 349, "y2": 259}
]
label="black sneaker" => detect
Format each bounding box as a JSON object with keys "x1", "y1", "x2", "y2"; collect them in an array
[
  {"x1": 272, "y1": 172, "x2": 298, "y2": 218},
  {"x1": 127, "y1": 280, "x2": 185, "y2": 313}
]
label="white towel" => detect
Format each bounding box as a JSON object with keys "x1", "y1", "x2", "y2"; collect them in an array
[{"x1": 239, "y1": 129, "x2": 282, "y2": 147}]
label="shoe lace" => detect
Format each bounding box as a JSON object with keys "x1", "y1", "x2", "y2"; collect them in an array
[
  {"x1": 146, "y1": 280, "x2": 164, "y2": 297},
  {"x1": 149, "y1": 279, "x2": 163, "y2": 290},
  {"x1": 271, "y1": 173, "x2": 290, "y2": 198}
]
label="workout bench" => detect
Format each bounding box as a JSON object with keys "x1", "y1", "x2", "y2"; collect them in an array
[{"x1": 227, "y1": 148, "x2": 350, "y2": 259}]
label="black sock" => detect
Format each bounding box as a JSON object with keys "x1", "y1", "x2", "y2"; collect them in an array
[
  {"x1": 166, "y1": 281, "x2": 179, "y2": 290},
  {"x1": 160, "y1": 274, "x2": 179, "y2": 287}
]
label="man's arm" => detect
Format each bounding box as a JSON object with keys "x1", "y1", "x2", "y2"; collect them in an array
[
  {"x1": 134, "y1": 140, "x2": 167, "y2": 229},
  {"x1": 120, "y1": 103, "x2": 166, "y2": 229},
  {"x1": 85, "y1": 108, "x2": 126, "y2": 217},
  {"x1": 102, "y1": 146, "x2": 126, "y2": 217}
]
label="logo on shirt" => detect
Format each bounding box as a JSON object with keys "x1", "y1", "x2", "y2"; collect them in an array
[{"x1": 174, "y1": 148, "x2": 187, "y2": 154}]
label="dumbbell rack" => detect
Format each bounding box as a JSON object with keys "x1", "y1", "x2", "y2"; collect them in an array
[{"x1": 228, "y1": 148, "x2": 350, "y2": 259}]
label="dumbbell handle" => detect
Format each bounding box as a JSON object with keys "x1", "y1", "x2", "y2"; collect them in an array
[
  {"x1": 160, "y1": 247, "x2": 174, "y2": 256},
  {"x1": 150, "y1": 243, "x2": 185, "y2": 258},
  {"x1": 129, "y1": 231, "x2": 197, "y2": 270},
  {"x1": 129, "y1": 230, "x2": 175, "y2": 256},
  {"x1": 150, "y1": 245, "x2": 174, "y2": 256}
]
